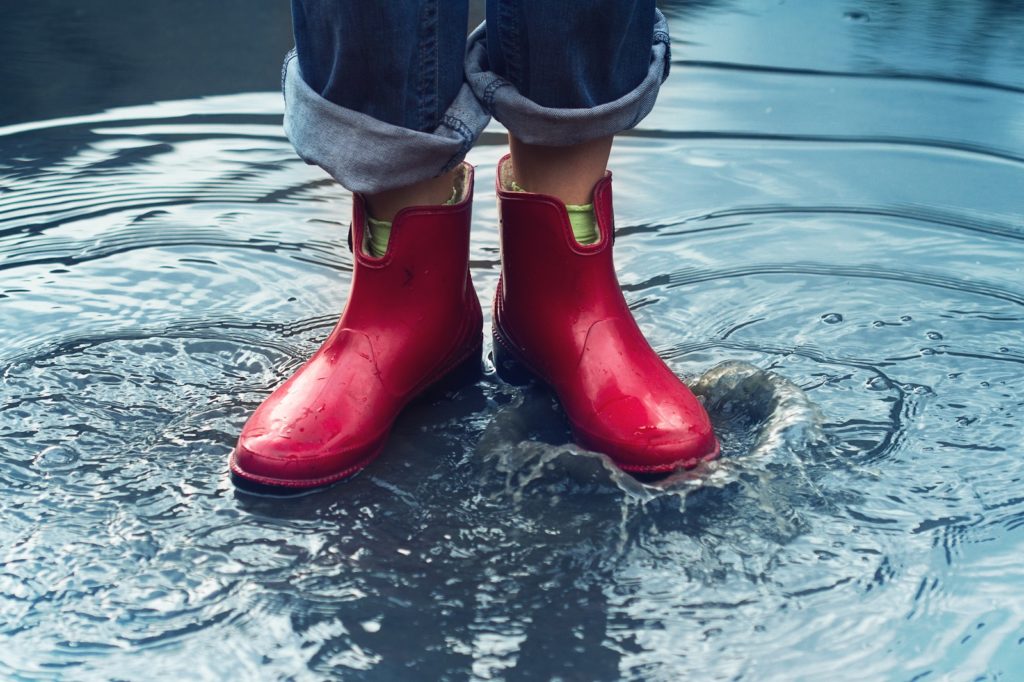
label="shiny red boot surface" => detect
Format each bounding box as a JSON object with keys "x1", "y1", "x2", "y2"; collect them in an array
[
  {"x1": 492, "y1": 155, "x2": 718, "y2": 472},
  {"x1": 231, "y1": 165, "x2": 482, "y2": 488}
]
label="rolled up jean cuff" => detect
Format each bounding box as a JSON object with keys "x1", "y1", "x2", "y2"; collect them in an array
[
  {"x1": 282, "y1": 49, "x2": 490, "y2": 195},
  {"x1": 465, "y1": 9, "x2": 671, "y2": 146}
]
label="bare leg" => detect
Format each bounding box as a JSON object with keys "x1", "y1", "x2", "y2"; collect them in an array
[
  {"x1": 508, "y1": 135, "x2": 613, "y2": 204},
  {"x1": 364, "y1": 167, "x2": 460, "y2": 221}
]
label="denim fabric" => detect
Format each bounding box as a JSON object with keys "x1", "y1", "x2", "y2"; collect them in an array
[
  {"x1": 284, "y1": 0, "x2": 669, "y2": 194},
  {"x1": 466, "y1": 8, "x2": 670, "y2": 146},
  {"x1": 481, "y1": 0, "x2": 659, "y2": 109},
  {"x1": 283, "y1": 50, "x2": 487, "y2": 195},
  {"x1": 291, "y1": 1, "x2": 468, "y2": 134}
]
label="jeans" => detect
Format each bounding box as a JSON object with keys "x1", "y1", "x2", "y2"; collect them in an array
[{"x1": 285, "y1": 1, "x2": 671, "y2": 194}]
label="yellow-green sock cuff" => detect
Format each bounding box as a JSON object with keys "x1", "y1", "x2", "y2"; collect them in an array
[
  {"x1": 510, "y1": 181, "x2": 598, "y2": 245},
  {"x1": 365, "y1": 215, "x2": 392, "y2": 258},
  {"x1": 364, "y1": 185, "x2": 459, "y2": 258},
  {"x1": 565, "y1": 203, "x2": 598, "y2": 245}
]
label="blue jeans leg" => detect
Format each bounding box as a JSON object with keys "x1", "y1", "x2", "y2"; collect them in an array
[
  {"x1": 467, "y1": 2, "x2": 670, "y2": 145},
  {"x1": 285, "y1": 0, "x2": 489, "y2": 194},
  {"x1": 284, "y1": 1, "x2": 670, "y2": 193},
  {"x1": 484, "y1": 0, "x2": 660, "y2": 109},
  {"x1": 291, "y1": 0, "x2": 466, "y2": 133}
]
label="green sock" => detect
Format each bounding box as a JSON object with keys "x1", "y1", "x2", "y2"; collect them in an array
[
  {"x1": 510, "y1": 181, "x2": 598, "y2": 245},
  {"x1": 364, "y1": 185, "x2": 459, "y2": 258},
  {"x1": 364, "y1": 215, "x2": 392, "y2": 258}
]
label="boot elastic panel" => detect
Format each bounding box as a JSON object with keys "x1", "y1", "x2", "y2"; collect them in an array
[
  {"x1": 363, "y1": 165, "x2": 470, "y2": 258},
  {"x1": 503, "y1": 168, "x2": 598, "y2": 246}
]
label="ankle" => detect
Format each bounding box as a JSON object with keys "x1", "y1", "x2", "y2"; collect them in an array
[
  {"x1": 363, "y1": 168, "x2": 465, "y2": 258},
  {"x1": 507, "y1": 135, "x2": 612, "y2": 205},
  {"x1": 365, "y1": 167, "x2": 461, "y2": 222}
]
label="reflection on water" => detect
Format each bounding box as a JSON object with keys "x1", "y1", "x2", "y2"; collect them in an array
[
  {"x1": 851, "y1": 0, "x2": 1024, "y2": 87},
  {"x1": 2, "y1": 1, "x2": 1024, "y2": 680},
  {"x1": 661, "y1": 0, "x2": 1024, "y2": 89},
  {"x1": 0, "y1": 1, "x2": 293, "y2": 126}
]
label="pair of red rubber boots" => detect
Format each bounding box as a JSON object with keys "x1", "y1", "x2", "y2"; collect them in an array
[{"x1": 230, "y1": 156, "x2": 718, "y2": 488}]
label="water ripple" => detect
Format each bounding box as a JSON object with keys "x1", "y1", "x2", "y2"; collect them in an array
[{"x1": 1, "y1": 24, "x2": 1023, "y2": 678}]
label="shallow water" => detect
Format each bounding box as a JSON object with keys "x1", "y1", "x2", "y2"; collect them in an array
[{"x1": 1, "y1": 1, "x2": 1023, "y2": 680}]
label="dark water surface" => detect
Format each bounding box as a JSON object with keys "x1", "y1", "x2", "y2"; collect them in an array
[{"x1": 2, "y1": 1, "x2": 1023, "y2": 680}]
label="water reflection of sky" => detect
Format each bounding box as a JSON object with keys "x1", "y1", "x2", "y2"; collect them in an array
[
  {"x1": 1, "y1": 1, "x2": 1021, "y2": 126},
  {"x1": 660, "y1": 0, "x2": 1024, "y2": 89}
]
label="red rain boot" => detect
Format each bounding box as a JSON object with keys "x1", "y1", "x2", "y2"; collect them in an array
[
  {"x1": 491, "y1": 155, "x2": 719, "y2": 472},
  {"x1": 231, "y1": 164, "x2": 483, "y2": 487}
]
